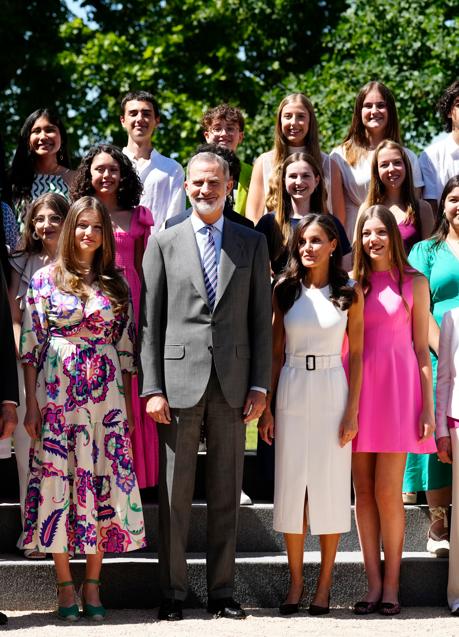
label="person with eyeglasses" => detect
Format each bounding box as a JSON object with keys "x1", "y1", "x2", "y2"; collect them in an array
[
  {"x1": 4, "y1": 192, "x2": 69, "y2": 559},
  {"x1": 201, "y1": 104, "x2": 252, "y2": 217}
]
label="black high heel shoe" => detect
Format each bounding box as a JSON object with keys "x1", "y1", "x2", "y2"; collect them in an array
[
  {"x1": 308, "y1": 593, "x2": 330, "y2": 616},
  {"x1": 279, "y1": 586, "x2": 305, "y2": 616}
]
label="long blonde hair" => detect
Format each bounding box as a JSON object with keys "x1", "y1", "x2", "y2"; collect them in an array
[
  {"x1": 53, "y1": 196, "x2": 128, "y2": 313},
  {"x1": 364, "y1": 140, "x2": 420, "y2": 231},
  {"x1": 266, "y1": 94, "x2": 322, "y2": 209}
]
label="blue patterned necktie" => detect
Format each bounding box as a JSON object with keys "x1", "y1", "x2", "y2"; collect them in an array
[{"x1": 202, "y1": 225, "x2": 217, "y2": 310}]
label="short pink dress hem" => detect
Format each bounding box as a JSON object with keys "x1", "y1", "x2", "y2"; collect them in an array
[{"x1": 353, "y1": 269, "x2": 436, "y2": 454}]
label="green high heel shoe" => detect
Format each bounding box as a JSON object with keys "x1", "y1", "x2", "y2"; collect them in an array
[
  {"x1": 80, "y1": 578, "x2": 106, "y2": 621},
  {"x1": 57, "y1": 581, "x2": 80, "y2": 621}
]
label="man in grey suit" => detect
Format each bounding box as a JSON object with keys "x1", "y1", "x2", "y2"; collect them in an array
[{"x1": 139, "y1": 151, "x2": 271, "y2": 621}]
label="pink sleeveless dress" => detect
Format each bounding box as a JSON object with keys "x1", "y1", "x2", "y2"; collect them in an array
[
  {"x1": 114, "y1": 205, "x2": 158, "y2": 487},
  {"x1": 353, "y1": 269, "x2": 436, "y2": 454}
]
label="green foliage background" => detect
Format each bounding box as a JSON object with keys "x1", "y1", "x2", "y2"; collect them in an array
[{"x1": 1, "y1": 0, "x2": 458, "y2": 165}]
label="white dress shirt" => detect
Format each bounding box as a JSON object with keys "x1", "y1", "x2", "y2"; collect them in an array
[
  {"x1": 420, "y1": 133, "x2": 459, "y2": 202},
  {"x1": 123, "y1": 147, "x2": 185, "y2": 234}
]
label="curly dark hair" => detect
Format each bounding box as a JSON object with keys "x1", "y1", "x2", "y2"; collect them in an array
[
  {"x1": 9, "y1": 108, "x2": 71, "y2": 201},
  {"x1": 437, "y1": 79, "x2": 459, "y2": 132},
  {"x1": 274, "y1": 214, "x2": 357, "y2": 314},
  {"x1": 195, "y1": 143, "x2": 241, "y2": 182},
  {"x1": 201, "y1": 104, "x2": 245, "y2": 132},
  {"x1": 71, "y1": 144, "x2": 143, "y2": 209}
]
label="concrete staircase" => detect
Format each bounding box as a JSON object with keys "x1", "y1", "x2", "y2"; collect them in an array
[{"x1": 0, "y1": 452, "x2": 448, "y2": 610}]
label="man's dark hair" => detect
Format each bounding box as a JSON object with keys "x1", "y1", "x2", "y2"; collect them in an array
[
  {"x1": 120, "y1": 91, "x2": 160, "y2": 118},
  {"x1": 437, "y1": 79, "x2": 459, "y2": 132},
  {"x1": 195, "y1": 143, "x2": 240, "y2": 183},
  {"x1": 201, "y1": 104, "x2": 245, "y2": 132}
]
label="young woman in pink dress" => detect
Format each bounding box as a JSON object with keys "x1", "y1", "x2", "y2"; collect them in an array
[
  {"x1": 351, "y1": 205, "x2": 436, "y2": 615},
  {"x1": 72, "y1": 145, "x2": 157, "y2": 488}
]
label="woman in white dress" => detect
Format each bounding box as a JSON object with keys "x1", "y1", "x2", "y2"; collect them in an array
[
  {"x1": 331, "y1": 81, "x2": 423, "y2": 242},
  {"x1": 259, "y1": 214, "x2": 364, "y2": 615}
]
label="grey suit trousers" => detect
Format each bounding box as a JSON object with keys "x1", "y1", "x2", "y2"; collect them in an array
[{"x1": 158, "y1": 365, "x2": 246, "y2": 601}]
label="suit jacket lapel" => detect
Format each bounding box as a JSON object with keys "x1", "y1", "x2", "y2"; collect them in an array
[
  {"x1": 215, "y1": 220, "x2": 241, "y2": 309},
  {"x1": 177, "y1": 218, "x2": 208, "y2": 304}
]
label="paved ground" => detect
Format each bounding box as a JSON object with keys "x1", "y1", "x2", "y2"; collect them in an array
[{"x1": 2, "y1": 608, "x2": 459, "y2": 636}]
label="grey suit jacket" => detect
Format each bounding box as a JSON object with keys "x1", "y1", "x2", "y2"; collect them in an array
[{"x1": 139, "y1": 216, "x2": 272, "y2": 409}]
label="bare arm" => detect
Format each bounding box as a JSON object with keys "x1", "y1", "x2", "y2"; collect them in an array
[
  {"x1": 428, "y1": 312, "x2": 440, "y2": 356},
  {"x1": 258, "y1": 290, "x2": 285, "y2": 445},
  {"x1": 412, "y1": 275, "x2": 435, "y2": 441},
  {"x1": 245, "y1": 156, "x2": 266, "y2": 224},
  {"x1": 339, "y1": 285, "x2": 364, "y2": 446},
  {"x1": 418, "y1": 199, "x2": 435, "y2": 240},
  {"x1": 330, "y1": 158, "x2": 346, "y2": 226}
]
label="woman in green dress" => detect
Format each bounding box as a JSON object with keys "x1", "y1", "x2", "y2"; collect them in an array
[{"x1": 404, "y1": 176, "x2": 459, "y2": 555}]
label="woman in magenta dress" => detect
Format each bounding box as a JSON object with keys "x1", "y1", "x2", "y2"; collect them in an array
[
  {"x1": 354, "y1": 140, "x2": 434, "y2": 254},
  {"x1": 72, "y1": 145, "x2": 158, "y2": 488},
  {"x1": 351, "y1": 205, "x2": 436, "y2": 615}
]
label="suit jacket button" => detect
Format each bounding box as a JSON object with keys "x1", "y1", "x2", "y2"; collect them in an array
[{"x1": 208, "y1": 346, "x2": 213, "y2": 353}]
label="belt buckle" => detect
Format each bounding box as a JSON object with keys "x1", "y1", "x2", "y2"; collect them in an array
[{"x1": 306, "y1": 355, "x2": 316, "y2": 371}]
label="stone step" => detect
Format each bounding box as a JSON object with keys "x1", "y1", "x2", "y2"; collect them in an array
[
  {"x1": 0, "y1": 503, "x2": 434, "y2": 553},
  {"x1": 0, "y1": 551, "x2": 447, "y2": 610},
  {"x1": 0, "y1": 450, "x2": 275, "y2": 503}
]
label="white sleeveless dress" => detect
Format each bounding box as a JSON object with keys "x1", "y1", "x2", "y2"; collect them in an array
[{"x1": 273, "y1": 283, "x2": 352, "y2": 535}]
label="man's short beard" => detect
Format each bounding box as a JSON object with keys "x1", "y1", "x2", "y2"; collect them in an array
[{"x1": 190, "y1": 194, "x2": 226, "y2": 216}]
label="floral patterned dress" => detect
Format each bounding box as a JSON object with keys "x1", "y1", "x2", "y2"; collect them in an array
[{"x1": 20, "y1": 265, "x2": 146, "y2": 554}]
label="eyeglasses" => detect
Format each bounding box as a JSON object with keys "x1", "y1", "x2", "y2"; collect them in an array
[
  {"x1": 34, "y1": 215, "x2": 63, "y2": 226},
  {"x1": 210, "y1": 125, "x2": 240, "y2": 136}
]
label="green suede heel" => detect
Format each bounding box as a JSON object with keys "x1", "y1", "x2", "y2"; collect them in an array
[
  {"x1": 57, "y1": 581, "x2": 80, "y2": 622},
  {"x1": 81, "y1": 578, "x2": 106, "y2": 621}
]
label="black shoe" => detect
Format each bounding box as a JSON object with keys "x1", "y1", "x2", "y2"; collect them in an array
[
  {"x1": 0, "y1": 612, "x2": 7, "y2": 626},
  {"x1": 308, "y1": 592, "x2": 330, "y2": 616},
  {"x1": 207, "y1": 597, "x2": 246, "y2": 619},
  {"x1": 158, "y1": 599, "x2": 183, "y2": 621},
  {"x1": 279, "y1": 586, "x2": 305, "y2": 615}
]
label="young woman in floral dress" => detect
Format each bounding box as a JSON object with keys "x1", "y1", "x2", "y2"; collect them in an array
[{"x1": 21, "y1": 196, "x2": 145, "y2": 621}]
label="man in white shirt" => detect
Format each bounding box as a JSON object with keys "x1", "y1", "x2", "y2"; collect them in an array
[
  {"x1": 420, "y1": 80, "x2": 459, "y2": 215},
  {"x1": 121, "y1": 91, "x2": 185, "y2": 233}
]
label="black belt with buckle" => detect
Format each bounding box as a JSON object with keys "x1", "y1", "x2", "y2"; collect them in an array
[{"x1": 306, "y1": 355, "x2": 316, "y2": 371}]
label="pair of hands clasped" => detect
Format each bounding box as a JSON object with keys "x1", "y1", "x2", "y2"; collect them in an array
[
  {"x1": 146, "y1": 389, "x2": 267, "y2": 425},
  {"x1": 258, "y1": 408, "x2": 359, "y2": 448}
]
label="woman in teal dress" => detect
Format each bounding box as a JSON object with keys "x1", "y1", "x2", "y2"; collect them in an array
[{"x1": 404, "y1": 176, "x2": 459, "y2": 555}]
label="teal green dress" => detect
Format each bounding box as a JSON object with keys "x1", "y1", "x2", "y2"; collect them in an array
[{"x1": 403, "y1": 239, "x2": 459, "y2": 491}]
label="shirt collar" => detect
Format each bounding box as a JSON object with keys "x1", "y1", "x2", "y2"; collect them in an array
[
  {"x1": 190, "y1": 212, "x2": 224, "y2": 235},
  {"x1": 122, "y1": 147, "x2": 156, "y2": 162}
]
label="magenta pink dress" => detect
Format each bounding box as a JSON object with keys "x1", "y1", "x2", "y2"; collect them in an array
[
  {"x1": 353, "y1": 269, "x2": 436, "y2": 454},
  {"x1": 114, "y1": 205, "x2": 158, "y2": 488}
]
